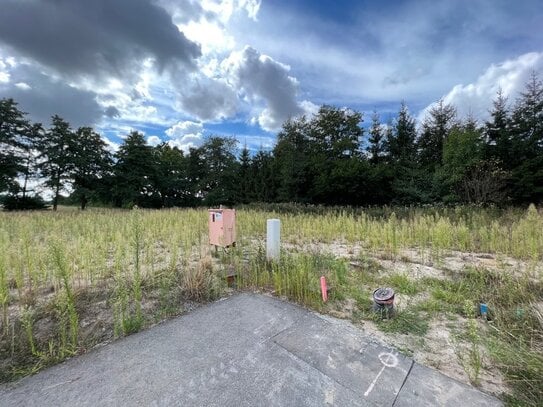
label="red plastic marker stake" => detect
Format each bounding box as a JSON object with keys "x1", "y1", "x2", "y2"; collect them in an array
[{"x1": 320, "y1": 276, "x2": 328, "y2": 302}]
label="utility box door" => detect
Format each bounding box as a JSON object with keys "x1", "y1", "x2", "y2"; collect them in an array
[{"x1": 209, "y1": 209, "x2": 236, "y2": 247}]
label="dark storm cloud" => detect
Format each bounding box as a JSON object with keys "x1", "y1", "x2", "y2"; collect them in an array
[
  {"x1": 0, "y1": 0, "x2": 202, "y2": 79},
  {"x1": 104, "y1": 106, "x2": 121, "y2": 118},
  {"x1": 222, "y1": 46, "x2": 305, "y2": 130},
  {"x1": 0, "y1": 63, "x2": 102, "y2": 127},
  {"x1": 178, "y1": 78, "x2": 238, "y2": 121},
  {"x1": 234, "y1": 47, "x2": 303, "y2": 122}
]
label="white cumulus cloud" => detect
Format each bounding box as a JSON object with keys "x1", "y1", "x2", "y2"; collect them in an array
[
  {"x1": 14, "y1": 82, "x2": 31, "y2": 90},
  {"x1": 165, "y1": 120, "x2": 204, "y2": 152},
  {"x1": 238, "y1": 0, "x2": 261, "y2": 21},
  {"x1": 0, "y1": 57, "x2": 10, "y2": 83},
  {"x1": 147, "y1": 135, "x2": 162, "y2": 146},
  {"x1": 419, "y1": 52, "x2": 543, "y2": 123}
]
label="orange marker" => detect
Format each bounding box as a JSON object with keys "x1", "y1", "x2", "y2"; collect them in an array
[{"x1": 320, "y1": 276, "x2": 328, "y2": 302}]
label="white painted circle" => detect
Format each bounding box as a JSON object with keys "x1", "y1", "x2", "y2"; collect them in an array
[{"x1": 378, "y1": 352, "x2": 398, "y2": 368}]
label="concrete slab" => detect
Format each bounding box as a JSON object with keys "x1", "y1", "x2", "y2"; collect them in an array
[
  {"x1": 394, "y1": 363, "x2": 501, "y2": 406},
  {"x1": 0, "y1": 293, "x2": 502, "y2": 406},
  {"x1": 273, "y1": 314, "x2": 413, "y2": 405}
]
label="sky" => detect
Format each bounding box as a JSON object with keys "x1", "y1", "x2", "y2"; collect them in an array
[{"x1": 0, "y1": 0, "x2": 542, "y2": 153}]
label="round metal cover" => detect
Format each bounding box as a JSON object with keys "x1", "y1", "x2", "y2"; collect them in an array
[{"x1": 373, "y1": 287, "x2": 395, "y2": 302}]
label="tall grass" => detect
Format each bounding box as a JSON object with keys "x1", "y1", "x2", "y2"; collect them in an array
[
  {"x1": 50, "y1": 242, "x2": 79, "y2": 357},
  {"x1": 236, "y1": 204, "x2": 543, "y2": 260},
  {"x1": 0, "y1": 204, "x2": 541, "y2": 402}
]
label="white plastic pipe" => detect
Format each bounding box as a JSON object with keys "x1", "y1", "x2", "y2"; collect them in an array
[{"x1": 266, "y1": 219, "x2": 281, "y2": 261}]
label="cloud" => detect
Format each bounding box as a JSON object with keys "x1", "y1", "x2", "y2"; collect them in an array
[
  {"x1": 104, "y1": 106, "x2": 121, "y2": 118},
  {"x1": 299, "y1": 100, "x2": 320, "y2": 117},
  {"x1": 97, "y1": 122, "x2": 139, "y2": 143},
  {"x1": 222, "y1": 46, "x2": 314, "y2": 131},
  {"x1": 180, "y1": 19, "x2": 236, "y2": 55},
  {"x1": 102, "y1": 135, "x2": 120, "y2": 153},
  {"x1": 0, "y1": 57, "x2": 9, "y2": 83},
  {"x1": 237, "y1": 0, "x2": 262, "y2": 21},
  {"x1": 0, "y1": 0, "x2": 208, "y2": 129},
  {"x1": 0, "y1": 59, "x2": 102, "y2": 127},
  {"x1": 193, "y1": 0, "x2": 261, "y2": 24},
  {"x1": 163, "y1": 0, "x2": 260, "y2": 55},
  {"x1": 166, "y1": 120, "x2": 203, "y2": 137},
  {"x1": 233, "y1": 134, "x2": 274, "y2": 151},
  {"x1": 147, "y1": 135, "x2": 162, "y2": 146},
  {"x1": 176, "y1": 77, "x2": 238, "y2": 121},
  {"x1": 14, "y1": 82, "x2": 31, "y2": 90},
  {"x1": 0, "y1": 0, "x2": 201, "y2": 81},
  {"x1": 418, "y1": 52, "x2": 543, "y2": 123},
  {"x1": 165, "y1": 120, "x2": 204, "y2": 152},
  {"x1": 234, "y1": 0, "x2": 543, "y2": 110},
  {"x1": 156, "y1": 0, "x2": 208, "y2": 25},
  {"x1": 0, "y1": 0, "x2": 306, "y2": 135},
  {"x1": 4, "y1": 0, "x2": 539, "y2": 143}
]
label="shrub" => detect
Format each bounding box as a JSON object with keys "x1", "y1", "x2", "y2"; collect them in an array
[{"x1": 1, "y1": 195, "x2": 49, "y2": 211}]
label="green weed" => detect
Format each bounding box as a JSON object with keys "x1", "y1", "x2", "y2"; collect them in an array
[
  {"x1": 375, "y1": 309, "x2": 429, "y2": 336},
  {"x1": 385, "y1": 273, "x2": 420, "y2": 295}
]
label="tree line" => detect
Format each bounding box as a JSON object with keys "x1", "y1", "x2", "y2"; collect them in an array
[{"x1": 1, "y1": 73, "x2": 542, "y2": 210}]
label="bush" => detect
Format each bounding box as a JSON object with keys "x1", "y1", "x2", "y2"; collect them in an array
[{"x1": 1, "y1": 195, "x2": 49, "y2": 211}]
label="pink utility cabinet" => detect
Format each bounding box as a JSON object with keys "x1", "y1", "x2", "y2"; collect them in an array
[{"x1": 208, "y1": 208, "x2": 236, "y2": 247}]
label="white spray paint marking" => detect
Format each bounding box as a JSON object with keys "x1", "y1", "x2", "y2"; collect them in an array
[
  {"x1": 324, "y1": 388, "x2": 335, "y2": 405},
  {"x1": 363, "y1": 352, "x2": 399, "y2": 397},
  {"x1": 379, "y1": 352, "x2": 398, "y2": 368},
  {"x1": 327, "y1": 354, "x2": 337, "y2": 370}
]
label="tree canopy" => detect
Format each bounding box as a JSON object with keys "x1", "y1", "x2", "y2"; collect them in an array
[{"x1": 1, "y1": 73, "x2": 543, "y2": 209}]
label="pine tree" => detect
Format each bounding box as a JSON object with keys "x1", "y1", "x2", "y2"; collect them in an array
[
  {"x1": 485, "y1": 89, "x2": 511, "y2": 166},
  {"x1": 417, "y1": 100, "x2": 457, "y2": 169},
  {"x1": 274, "y1": 117, "x2": 311, "y2": 202},
  {"x1": 382, "y1": 103, "x2": 427, "y2": 204},
  {"x1": 388, "y1": 102, "x2": 417, "y2": 166},
  {"x1": 250, "y1": 149, "x2": 276, "y2": 202},
  {"x1": 509, "y1": 72, "x2": 543, "y2": 202},
  {"x1": 368, "y1": 110, "x2": 384, "y2": 164},
  {"x1": 238, "y1": 145, "x2": 252, "y2": 203},
  {"x1": 112, "y1": 131, "x2": 157, "y2": 207}
]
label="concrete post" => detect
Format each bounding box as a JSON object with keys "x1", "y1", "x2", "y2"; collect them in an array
[{"x1": 266, "y1": 219, "x2": 280, "y2": 261}]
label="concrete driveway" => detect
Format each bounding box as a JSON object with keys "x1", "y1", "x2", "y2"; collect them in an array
[{"x1": 0, "y1": 293, "x2": 501, "y2": 406}]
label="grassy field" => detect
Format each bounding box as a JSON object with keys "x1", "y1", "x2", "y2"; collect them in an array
[{"x1": 0, "y1": 204, "x2": 542, "y2": 405}]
